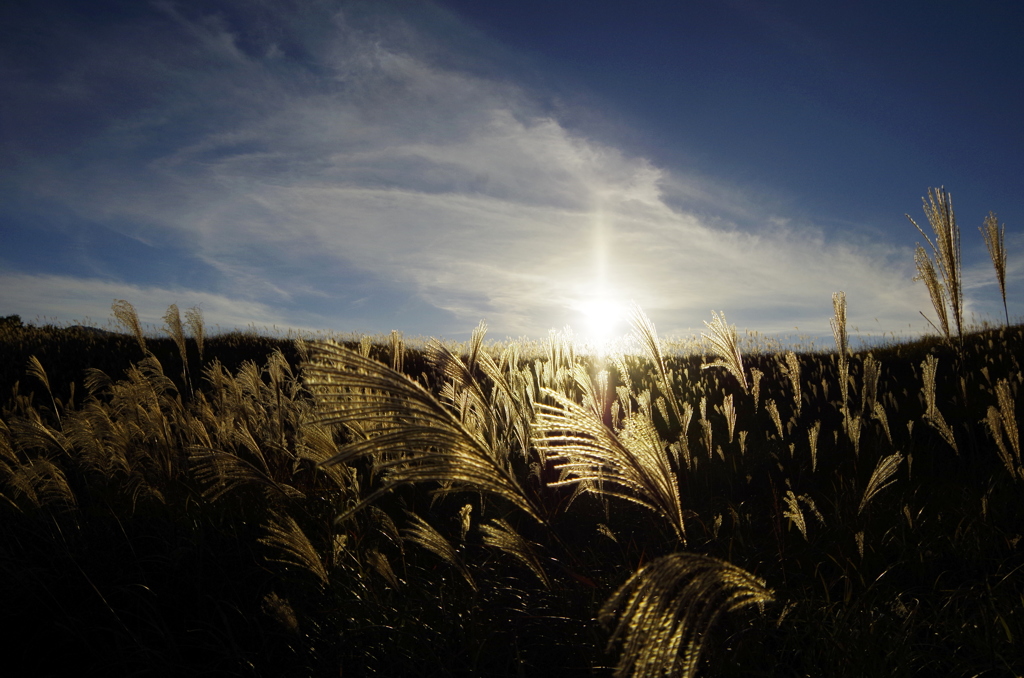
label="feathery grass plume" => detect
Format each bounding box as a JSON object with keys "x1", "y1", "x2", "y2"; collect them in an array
[
  {"x1": 701, "y1": 311, "x2": 748, "y2": 393},
  {"x1": 303, "y1": 341, "x2": 542, "y2": 524},
  {"x1": 808, "y1": 421, "x2": 821, "y2": 472},
  {"x1": 750, "y1": 368, "x2": 763, "y2": 412},
  {"x1": 985, "y1": 378, "x2": 1021, "y2": 480},
  {"x1": 2, "y1": 455, "x2": 77, "y2": 512},
  {"x1": 913, "y1": 245, "x2": 950, "y2": 338},
  {"x1": 980, "y1": 211, "x2": 1009, "y2": 327},
  {"x1": 846, "y1": 413, "x2": 862, "y2": 456},
  {"x1": 483, "y1": 344, "x2": 536, "y2": 464},
  {"x1": 859, "y1": 452, "x2": 903, "y2": 515},
  {"x1": 629, "y1": 304, "x2": 688, "y2": 433},
  {"x1": 262, "y1": 592, "x2": 300, "y2": 634},
  {"x1": 363, "y1": 509, "x2": 400, "y2": 555},
  {"x1": 872, "y1": 401, "x2": 893, "y2": 446},
  {"x1": 294, "y1": 421, "x2": 352, "y2": 491},
  {"x1": 677, "y1": 401, "x2": 694, "y2": 468},
  {"x1": 26, "y1": 355, "x2": 61, "y2": 424},
  {"x1": 163, "y1": 304, "x2": 192, "y2": 393},
  {"x1": 782, "y1": 490, "x2": 807, "y2": 540},
  {"x1": 427, "y1": 324, "x2": 496, "y2": 443},
  {"x1": 480, "y1": 518, "x2": 550, "y2": 588},
  {"x1": 535, "y1": 389, "x2": 688, "y2": 543},
  {"x1": 260, "y1": 511, "x2": 329, "y2": 586},
  {"x1": 402, "y1": 512, "x2": 477, "y2": 590},
  {"x1": 781, "y1": 490, "x2": 823, "y2": 540},
  {"x1": 366, "y1": 547, "x2": 401, "y2": 589},
  {"x1": 190, "y1": 437, "x2": 304, "y2": 503},
  {"x1": 9, "y1": 412, "x2": 70, "y2": 458},
  {"x1": 600, "y1": 553, "x2": 773, "y2": 678},
  {"x1": 907, "y1": 187, "x2": 963, "y2": 349},
  {"x1": 1, "y1": 416, "x2": 76, "y2": 512},
  {"x1": 766, "y1": 399, "x2": 783, "y2": 439},
  {"x1": 860, "y1": 354, "x2": 881, "y2": 417},
  {"x1": 459, "y1": 503, "x2": 473, "y2": 541},
  {"x1": 780, "y1": 351, "x2": 801, "y2": 418},
  {"x1": 112, "y1": 299, "x2": 148, "y2": 355},
  {"x1": 26, "y1": 355, "x2": 51, "y2": 395},
  {"x1": 184, "y1": 306, "x2": 205, "y2": 363},
  {"x1": 830, "y1": 292, "x2": 849, "y2": 413},
  {"x1": 570, "y1": 363, "x2": 603, "y2": 421},
  {"x1": 716, "y1": 394, "x2": 736, "y2": 444},
  {"x1": 699, "y1": 415, "x2": 713, "y2": 460},
  {"x1": 920, "y1": 355, "x2": 958, "y2": 453},
  {"x1": 389, "y1": 329, "x2": 405, "y2": 373}
]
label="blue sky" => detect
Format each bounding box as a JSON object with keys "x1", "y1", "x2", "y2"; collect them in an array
[{"x1": 2, "y1": 0, "x2": 1022, "y2": 344}]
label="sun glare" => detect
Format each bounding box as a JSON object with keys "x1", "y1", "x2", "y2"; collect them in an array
[{"x1": 575, "y1": 296, "x2": 628, "y2": 354}]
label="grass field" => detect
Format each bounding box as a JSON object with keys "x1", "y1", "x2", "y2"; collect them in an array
[{"x1": 1, "y1": 294, "x2": 1022, "y2": 676}]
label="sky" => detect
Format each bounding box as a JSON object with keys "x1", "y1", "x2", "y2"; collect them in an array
[{"x1": 2, "y1": 0, "x2": 1022, "y2": 346}]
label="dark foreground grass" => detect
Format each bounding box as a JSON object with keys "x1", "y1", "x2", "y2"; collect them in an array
[{"x1": 1, "y1": 314, "x2": 1022, "y2": 677}]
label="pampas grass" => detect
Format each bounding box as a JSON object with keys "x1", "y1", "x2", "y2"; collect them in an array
[
  {"x1": 908, "y1": 187, "x2": 964, "y2": 349},
  {"x1": 701, "y1": 311, "x2": 748, "y2": 393},
  {"x1": 599, "y1": 553, "x2": 773, "y2": 678},
  {"x1": 303, "y1": 339, "x2": 543, "y2": 524},
  {"x1": 980, "y1": 211, "x2": 1009, "y2": 327}
]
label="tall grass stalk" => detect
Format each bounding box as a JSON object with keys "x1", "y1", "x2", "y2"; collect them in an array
[
  {"x1": 701, "y1": 311, "x2": 748, "y2": 394},
  {"x1": 980, "y1": 212, "x2": 1009, "y2": 327},
  {"x1": 907, "y1": 187, "x2": 963, "y2": 350}
]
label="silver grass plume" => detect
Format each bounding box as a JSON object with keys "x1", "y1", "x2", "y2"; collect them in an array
[
  {"x1": 600, "y1": 553, "x2": 773, "y2": 678},
  {"x1": 860, "y1": 354, "x2": 881, "y2": 417},
  {"x1": 717, "y1": 394, "x2": 736, "y2": 444},
  {"x1": 913, "y1": 245, "x2": 950, "y2": 339},
  {"x1": 366, "y1": 548, "x2": 401, "y2": 589},
  {"x1": 259, "y1": 510, "x2": 329, "y2": 586},
  {"x1": 985, "y1": 378, "x2": 1021, "y2": 480},
  {"x1": 389, "y1": 329, "x2": 405, "y2": 373},
  {"x1": 980, "y1": 212, "x2": 1009, "y2": 327},
  {"x1": 765, "y1": 399, "x2": 783, "y2": 439},
  {"x1": 701, "y1": 311, "x2": 748, "y2": 393},
  {"x1": 920, "y1": 355, "x2": 958, "y2": 453},
  {"x1": 808, "y1": 421, "x2": 821, "y2": 472},
  {"x1": 112, "y1": 299, "x2": 148, "y2": 355},
  {"x1": 1, "y1": 417, "x2": 77, "y2": 512},
  {"x1": 750, "y1": 368, "x2": 763, "y2": 412},
  {"x1": 872, "y1": 401, "x2": 893, "y2": 446},
  {"x1": 629, "y1": 304, "x2": 688, "y2": 433},
  {"x1": 830, "y1": 292, "x2": 849, "y2": 413},
  {"x1": 782, "y1": 490, "x2": 825, "y2": 541},
  {"x1": 163, "y1": 304, "x2": 191, "y2": 392},
  {"x1": 184, "y1": 306, "x2": 205, "y2": 363},
  {"x1": 26, "y1": 355, "x2": 61, "y2": 424},
  {"x1": 859, "y1": 452, "x2": 903, "y2": 515},
  {"x1": 480, "y1": 518, "x2": 550, "y2": 588},
  {"x1": 303, "y1": 341, "x2": 542, "y2": 524},
  {"x1": 163, "y1": 304, "x2": 187, "y2": 367},
  {"x1": 402, "y1": 511, "x2": 476, "y2": 590},
  {"x1": 534, "y1": 389, "x2": 688, "y2": 543},
  {"x1": 190, "y1": 432, "x2": 305, "y2": 503},
  {"x1": 780, "y1": 351, "x2": 801, "y2": 419},
  {"x1": 907, "y1": 187, "x2": 963, "y2": 348}
]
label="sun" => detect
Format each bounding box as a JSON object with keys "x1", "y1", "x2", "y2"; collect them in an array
[{"x1": 575, "y1": 295, "x2": 628, "y2": 354}]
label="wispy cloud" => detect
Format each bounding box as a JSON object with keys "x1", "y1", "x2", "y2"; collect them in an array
[
  {"x1": 2, "y1": 0, "x2": 999, "y2": 340},
  {"x1": 0, "y1": 271, "x2": 291, "y2": 333}
]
